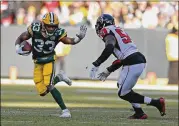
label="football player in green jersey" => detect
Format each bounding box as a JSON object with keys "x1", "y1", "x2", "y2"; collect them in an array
[{"x1": 15, "y1": 12, "x2": 87, "y2": 118}]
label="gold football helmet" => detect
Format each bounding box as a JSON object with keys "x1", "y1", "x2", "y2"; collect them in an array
[{"x1": 42, "y1": 12, "x2": 59, "y2": 36}]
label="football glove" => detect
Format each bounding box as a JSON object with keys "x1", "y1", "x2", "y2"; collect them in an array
[
  {"x1": 74, "y1": 25, "x2": 87, "y2": 43},
  {"x1": 98, "y1": 69, "x2": 111, "y2": 81},
  {"x1": 90, "y1": 64, "x2": 99, "y2": 79},
  {"x1": 15, "y1": 44, "x2": 30, "y2": 56}
]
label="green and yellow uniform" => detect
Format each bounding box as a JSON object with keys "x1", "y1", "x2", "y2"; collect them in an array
[{"x1": 27, "y1": 21, "x2": 67, "y2": 95}]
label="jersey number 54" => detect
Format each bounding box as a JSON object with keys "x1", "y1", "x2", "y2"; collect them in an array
[{"x1": 115, "y1": 28, "x2": 132, "y2": 44}]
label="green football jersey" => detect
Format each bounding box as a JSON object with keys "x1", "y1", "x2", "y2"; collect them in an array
[{"x1": 27, "y1": 21, "x2": 67, "y2": 63}]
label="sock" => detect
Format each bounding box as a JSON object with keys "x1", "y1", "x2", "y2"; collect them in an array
[
  {"x1": 132, "y1": 106, "x2": 144, "y2": 114},
  {"x1": 131, "y1": 103, "x2": 141, "y2": 108},
  {"x1": 62, "y1": 109, "x2": 69, "y2": 112},
  {"x1": 50, "y1": 88, "x2": 67, "y2": 110},
  {"x1": 144, "y1": 97, "x2": 152, "y2": 104},
  {"x1": 131, "y1": 103, "x2": 144, "y2": 114},
  {"x1": 119, "y1": 90, "x2": 144, "y2": 103},
  {"x1": 148, "y1": 99, "x2": 159, "y2": 107},
  {"x1": 53, "y1": 76, "x2": 59, "y2": 85}
]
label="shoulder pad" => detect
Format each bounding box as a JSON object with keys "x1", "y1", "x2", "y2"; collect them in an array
[
  {"x1": 29, "y1": 21, "x2": 42, "y2": 34},
  {"x1": 56, "y1": 28, "x2": 67, "y2": 41},
  {"x1": 99, "y1": 27, "x2": 111, "y2": 39}
]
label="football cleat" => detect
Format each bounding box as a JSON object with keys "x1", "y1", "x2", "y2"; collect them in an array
[
  {"x1": 59, "y1": 109, "x2": 71, "y2": 118},
  {"x1": 54, "y1": 71, "x2": 72, "y2": 86},
  {"x1": 156, "y1": 97, "x2": 166, "y2": 116},
  {"x1": 128, "y1": 113, "x2": 148, "y2": 119}
]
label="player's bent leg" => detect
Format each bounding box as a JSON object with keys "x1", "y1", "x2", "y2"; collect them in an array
[
  {"x1": 34, "y1": 63, "x2": 49, "y2": 96},
  {"x1": 117, "y1": 64, "x2": 146, "y2": 103},
  {"x1": 118, "y1": 64, "x2": 166, "y2": 116},
  {"x1": 119, "y1": 90, "x2": 144, "y2": 103},
  {"x1": 50, "y1": 87, "x2": 71, "y2": 118},
  {"x1": 43, "y1": 62, "x2": 56, "y2": 87},
  {"x1": 53, "y1": 70, "x2": 72, "y2": 86},
  {"x1": 118, "y1": 83, "x2": 147, "y2": 118},
  {"x1": 119, "y1": 90, "x2": 166, "y2": 116},
  {"x1": 39, "y1": 84, "x2": 58, "y2": 96},
  {"x1": 118, "y1": 90, "x2": 147, "y2": 119},
  {"x1": 50, "y1": 87, "x2": 67, "y2": 110},
  {"x1": 118, "y1": 83, "x2": 148, "y2": 119},
  {"x1": 35, "y1": 82, "x2": 49, "y2": 96},
  {"x1": 43, "y1": 62, "x2": 71, "y2": 117},
  {"x1": 119, "y1": 91, "x2": 148, "y2": 119},
  {"x1": 117, "y1": 64, "x2": 149, "y2": 119}
]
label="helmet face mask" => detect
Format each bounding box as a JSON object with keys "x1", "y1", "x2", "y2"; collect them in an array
[
  {"x1": 95, "y1": 14, "x2": 115, "y2": 35},
  {"x1": 95, "y1": 23, "x2": 102, "y2": 35},
  {"x1": 42, "y1": 12, "x2": 59, "y2": 36},
  {"x1": 95, "y1": 16, "x2": 104, "y2": 35},
  {"x1": 44, "y1": 24, "x2": 58, "y2": 36}
]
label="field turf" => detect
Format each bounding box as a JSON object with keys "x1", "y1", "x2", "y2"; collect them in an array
[{"x1": 1, "y1": 84, "x2": 178, "y2": 126}]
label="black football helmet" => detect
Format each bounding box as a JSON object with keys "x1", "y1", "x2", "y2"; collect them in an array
[{"x1": 95, "y1": 14, "x2": 115, "y2": 35}]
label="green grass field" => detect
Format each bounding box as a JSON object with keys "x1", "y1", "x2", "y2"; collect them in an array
[{"x1": 1, "y1": 84, "x2": 178, "y2": 126}]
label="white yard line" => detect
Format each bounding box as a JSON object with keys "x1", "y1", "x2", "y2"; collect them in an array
[{"x1": 1, "y1": 78, "x2": 178, "y2": 91}]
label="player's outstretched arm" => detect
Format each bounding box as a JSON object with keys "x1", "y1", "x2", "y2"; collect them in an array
[
  {"x1": 61, "y1": 25, "x2": 87, "y2": 45},
  {"x1": 15, "y1": 31, "x2": 32, "y2": 55},
  {"x1": 89, "y1": 34, "x2": 116, "y2": 79},
  {"x1": 93, "y1": 34, "x2": 116, "y2": 67}
]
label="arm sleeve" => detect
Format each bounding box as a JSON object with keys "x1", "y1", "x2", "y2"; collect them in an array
[
  {"x1": 107, "y1": 60, "x2": 123, "y2": 73},
  {"x1": 92, "y1": 34, "x2": 116, "y2": 67}
]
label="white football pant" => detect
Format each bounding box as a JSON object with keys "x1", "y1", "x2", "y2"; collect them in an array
[{"x1": 117, "y1": 63, "x2": 146, "y2": 96}]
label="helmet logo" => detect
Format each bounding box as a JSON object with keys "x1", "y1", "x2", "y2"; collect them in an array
[{"x1": 106, "y1": 20, "x2": 112, "y2": 24}]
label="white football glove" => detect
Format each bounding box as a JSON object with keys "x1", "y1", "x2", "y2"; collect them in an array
[
  {"x1": 15, "y1": 44, "x2": 30, "y2": 56},
  {"x1": 98, "y1": 69, "x2": 111, "y2": 81},
  {"x1": 90, "y1": 64, "x2": 99, "y2": 79},
  {"x1": 74, "y1": 25, "x2": 87, "y2": 43}
]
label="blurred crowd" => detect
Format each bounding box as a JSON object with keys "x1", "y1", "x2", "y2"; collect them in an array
[{"x1": 1, "y1": 1, "x2": 178, "y2": 30}]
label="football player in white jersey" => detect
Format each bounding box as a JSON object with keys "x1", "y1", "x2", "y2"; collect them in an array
[{"x1": 89, "y1": 14, "x2": 166, "y2": 119}]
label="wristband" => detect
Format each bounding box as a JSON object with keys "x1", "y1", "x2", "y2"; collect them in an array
[
  {"x1": 15, "y1": 44, "x2": 20, "y2": 50},
  {"x1": 73, "y1": 36, "x2": 81, "y2": 43}
]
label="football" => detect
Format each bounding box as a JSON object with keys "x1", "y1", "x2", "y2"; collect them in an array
[{"x1": 21, "y1": 41, "x2": 32, "y2": 53}]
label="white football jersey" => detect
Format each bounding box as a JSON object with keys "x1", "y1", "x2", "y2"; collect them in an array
[{"x1": 99, "y1": 25, "x2": 138, "y2": 60}]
